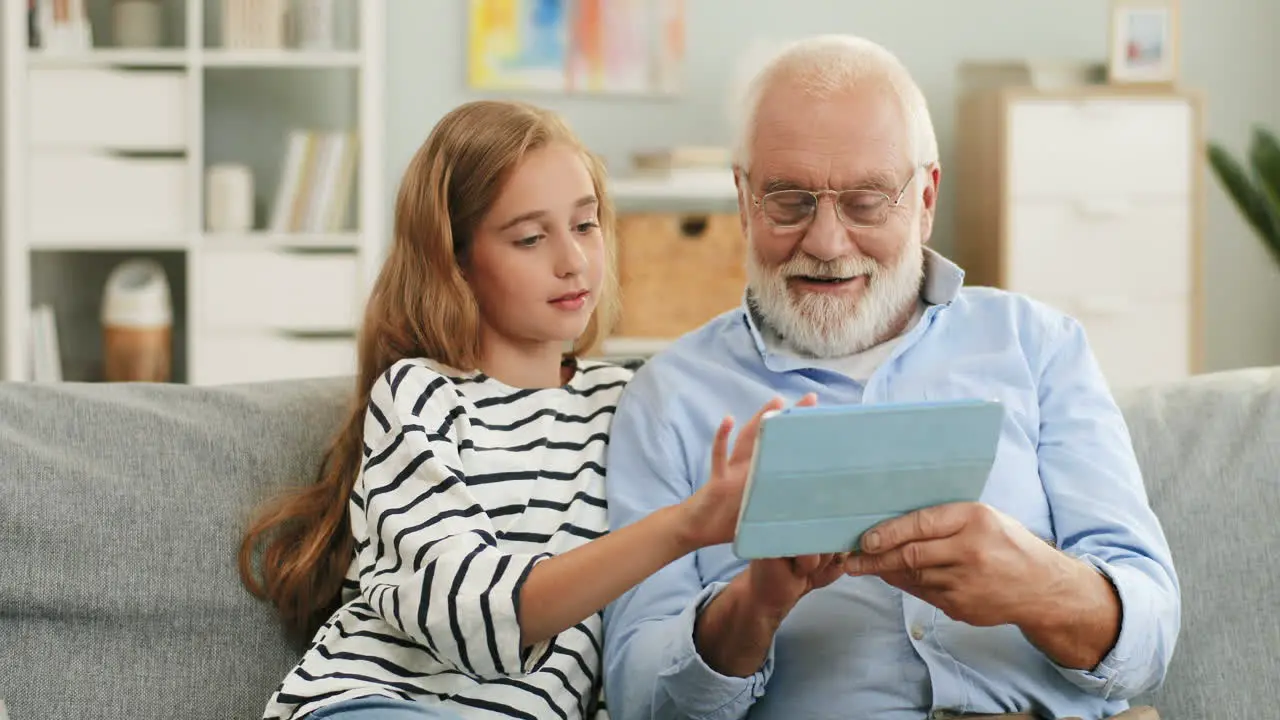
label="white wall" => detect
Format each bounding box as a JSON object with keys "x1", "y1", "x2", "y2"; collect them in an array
[
  {"x1": 1179, "y1": 0, "x2": 1280, "y2": 371},
  {"x1": 384, "y1": 0, "x2": 1280, "y2": 373}
]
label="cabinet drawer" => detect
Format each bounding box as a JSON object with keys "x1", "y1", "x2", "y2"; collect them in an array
[
  {"x1": 1006, "y1": 199, "x2": 1192, "y2": 298},
  {"x1": 29, "y1": 68, "x2": 187, "y2": 149},
  {"x1": 200, "y1": 251, "x2": 361, "y2": 332},
  {"x1": 1044, "y1": 296, "x2": 1190, "y2": 389},
  {"x1": 191, "y1": 333, "x2": 356, "y2": 386},
  {"x1": 1008, "y1": 98, "x2": 1192, "y2": 200},
  {"x1": 616, "y1": 213, "x2": 746, "y2": 337},
  {"x1": 29, "y1": 153, "x2": 187, "y2": 239}
]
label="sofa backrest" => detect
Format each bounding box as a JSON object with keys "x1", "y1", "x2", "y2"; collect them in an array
[
  {"x1": 1118, "y1": 367, "x2": 1280, "y2": 717},
  {"x1": 1, "y1": 367, "x2": 1277, "y2": 720},
  {"x1": 0, "y1": 378, "x2": 349, "y2": 720}
]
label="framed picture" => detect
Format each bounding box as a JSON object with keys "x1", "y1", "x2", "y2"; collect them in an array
[
  {"x1": 467, "y1": 0, "x2": 685, "y2": 96},
  {"x1": 1108, "y1": 0, "x2": 1180, "y2": 86}
]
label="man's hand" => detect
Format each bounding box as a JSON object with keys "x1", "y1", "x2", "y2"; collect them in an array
[
  {"x1": 844, "y1": 502, "x2": 1122, "y2": 670},
  {"x1": 843, "y1": 502, "x2": 1057, "y2": 626},
  {"x1": 694, "y1": 553, "x2": 846, "y2": 677}
]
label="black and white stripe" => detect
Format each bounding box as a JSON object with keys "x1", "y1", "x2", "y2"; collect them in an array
[{"x1": 262, "y1": 357, "x2": 631, "y2": 720}]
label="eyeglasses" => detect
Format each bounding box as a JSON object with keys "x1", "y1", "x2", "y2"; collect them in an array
[{"x1": 748, "y1": 164, "x2": 930, "y2": 229}]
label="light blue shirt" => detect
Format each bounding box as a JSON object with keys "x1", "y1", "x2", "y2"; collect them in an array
[{"x1": 601, "y1": 250, "x2": 1180, "y2": 720}]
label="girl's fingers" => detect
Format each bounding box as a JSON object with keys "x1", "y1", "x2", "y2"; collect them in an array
[
  {"x1": 729, "y1": 397, "x2": 784, "y2": 465},
  {"x1": 710, "y1": 416, "x2": 734, "y2": 481}
]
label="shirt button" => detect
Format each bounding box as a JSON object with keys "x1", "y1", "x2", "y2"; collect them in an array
[{"x1": 910, "y1": 624, "x2": 925, "y2": 641}]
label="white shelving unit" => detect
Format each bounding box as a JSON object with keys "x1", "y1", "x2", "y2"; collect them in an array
[
  {"x1": 609, "y1": 170, "x2": 738, "y2": 209},
  {"x1": 1, "y1": 0, "x2": 385, "y2": 385}
]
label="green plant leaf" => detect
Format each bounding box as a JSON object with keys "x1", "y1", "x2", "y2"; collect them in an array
[
  {"x1": 1248, "y1": 127, "x2": 1280, "y2": 264},
  {"x1": 1208, "y1": 142, "x2": 1276, "y2": 244}
]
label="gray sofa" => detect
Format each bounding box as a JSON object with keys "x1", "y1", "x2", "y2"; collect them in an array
[{"x1": 2, "y1": 367, "x2": 1278, "y2": 720}]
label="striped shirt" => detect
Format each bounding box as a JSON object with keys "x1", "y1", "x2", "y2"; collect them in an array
[{"x1": 263, "y1": 356, "x2": 633, "y2": 720}]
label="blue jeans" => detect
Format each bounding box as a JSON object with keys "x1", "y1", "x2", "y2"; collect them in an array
[{"x1": 307, "y1": 695, "x2": 465, "y2": 720}]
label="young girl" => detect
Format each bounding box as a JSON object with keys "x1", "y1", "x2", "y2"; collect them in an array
[{"x1": 238, "y1": 100, "x2": 807, "y2": 720}]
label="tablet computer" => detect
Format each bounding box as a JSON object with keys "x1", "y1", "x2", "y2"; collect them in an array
[{"x1": 732, "y1": 399, "x2": 1004, "y2": 560}]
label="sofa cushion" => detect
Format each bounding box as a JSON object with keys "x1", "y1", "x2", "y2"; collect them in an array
[
  {"x1": 1119, "y1": 367, "x2": 1280, "y2": 717},
  {"x1": 0, "y1": 378, "x2": 349, "y2": 720}
]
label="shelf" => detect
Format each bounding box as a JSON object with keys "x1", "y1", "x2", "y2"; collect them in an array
[
  {"x1": 201, "y1": 232, "x2": 361, "y2": 252},
  {"x1": 599, "y1": 337, "x2": 671, "y2": 358},
  {"x1": 610, "y1": 171, "x2": 739, "y2": 213},
  {"x1": 27, "y1": 49, "x2": 189, "y2": 69},
  {"x1": 25, "y1": 49, "x2": 365, "y2": 70},
  {"x1": 202, "y1": 50, "x2": 362, "y2": 69},
  {"x1": 30, "y1": 144, "x2": 188, "y2": 154},
  {"x1": 30, "y1": 235, "x2": 192, "y2": 252}
]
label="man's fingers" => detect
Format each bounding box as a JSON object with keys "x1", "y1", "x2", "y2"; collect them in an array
[
  {"x1": 794, "y1": 392, "x2": 818, "y2": 408},
  {"x1": 845, "y1": 539, "x2": 960, "y2": 577},
  {"x1": 877, "y1": 567, "x2": 951, "y2": 594},
  {"x1": 860, "y1": 503, "x2": 974, "y2": 554}
]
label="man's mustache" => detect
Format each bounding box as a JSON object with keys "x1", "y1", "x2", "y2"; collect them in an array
[{"x1": 775, "y1": 255, "x2": 882, "y2": 280}]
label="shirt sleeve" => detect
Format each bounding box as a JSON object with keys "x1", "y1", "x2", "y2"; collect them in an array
[
  {"x1": 1034, "y1": 314, "x2": 1181, "y2": 699},
  {"x1": 601, "y1": 369, "x2": 771, "y2": 720},
  {"x1": 355, "y1": 360, "x2": 555, "y2": 681}
]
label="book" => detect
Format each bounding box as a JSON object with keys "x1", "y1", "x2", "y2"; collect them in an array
[
  {"x1": 29, "y1": 304, "x2": 63, "y2": 383},
  {"x1": 632, "y1": 146, "x2": 731, "y2": 173},
  {"x1": 31, "y1": 0, "x2": 91, "y2": 53},
  {"x1": 223, "y1": 0, "x2": 285, "y2": 49},
  {"x1": 268, "y1": 130, "x2": 360, "y2": 233}
]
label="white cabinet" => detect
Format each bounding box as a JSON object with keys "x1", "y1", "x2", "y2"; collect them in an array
[
  {"x1": 1006, "y1": 99, "x2": 1193, "y2": 199},
  {"x1": 956, "y1": 89, "x2": 1203, "y2": 389},
  {"x1": 191, "y1": 333, "x2": 356, "y2": 386},
  {"x1": 29, "y1": 154, "x2": 188, "y2": 239},
  {"x1": 1005, "y1": 200, "x2": 1192, "y2": 298},
  {"x1": 29, "y1": 68, "x2": 188, "y2": 150},
  {"x1": 200, "y1": 250, "x2": 361, "y2": 332},
  {"x1": 193, "y1": 249, "x2": 363, "y2": 387}
]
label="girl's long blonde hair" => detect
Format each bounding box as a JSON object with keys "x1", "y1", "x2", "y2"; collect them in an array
[{"x1": 238, "y1": 100, "x2": 619, "y2": 643}]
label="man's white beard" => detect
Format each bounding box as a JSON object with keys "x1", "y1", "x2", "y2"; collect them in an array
[{"x1": 746, "y1": 233, "x2": 925, "y2": 359}]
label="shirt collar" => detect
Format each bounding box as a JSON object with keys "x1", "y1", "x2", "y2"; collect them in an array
[{"x1": 740, "y1": 247, "x2": 966, "y2": 369}]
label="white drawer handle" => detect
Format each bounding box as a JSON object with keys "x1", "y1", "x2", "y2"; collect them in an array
[
  {"x1": 1077, "y1": 101, "x2": 1119, "y2": 121},
  {"x1": 1075, "y1": 197, "x2": 1131, "y2": 219},
  {"x1": 1074, "y1": 296, "x2": 1133, "y2": 317}
]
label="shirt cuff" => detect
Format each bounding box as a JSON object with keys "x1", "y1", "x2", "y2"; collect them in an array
[
  {"x1": 1052, "y1": 553, "x2": 1155, "y2": 698},
  {"x1": 656, "y1": 581, "x2": 774, "y2": 720},
  {"x1": 511, "y1": 552, "x2": 556, "y2": 675}
]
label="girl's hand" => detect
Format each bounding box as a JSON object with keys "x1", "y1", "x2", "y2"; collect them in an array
[{"x1": 678, "y1": 393, "x2": 819, "y2": 550}]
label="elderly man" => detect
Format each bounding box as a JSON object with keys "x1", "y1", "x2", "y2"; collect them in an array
[{"x1": 601, "y1": 35, "x2": 1178, "y2": 720}]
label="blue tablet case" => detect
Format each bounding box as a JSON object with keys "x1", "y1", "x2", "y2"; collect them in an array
[{"x1": 732, "y1": 399, "x2": 1005, "y2": 559}]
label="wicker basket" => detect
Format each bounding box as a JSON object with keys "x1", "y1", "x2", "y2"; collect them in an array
[{"x1": 614, "y1": 212, "x2": 747, "y2": 338}]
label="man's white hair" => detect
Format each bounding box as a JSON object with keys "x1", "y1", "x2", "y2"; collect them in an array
[{"x1": 730, "y1": 35, "x2": 939, "y2": 170}]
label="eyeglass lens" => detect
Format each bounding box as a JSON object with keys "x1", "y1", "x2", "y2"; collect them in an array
[{"x1": 762, "y1": 190, "x2": 890, "y2": 227}]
